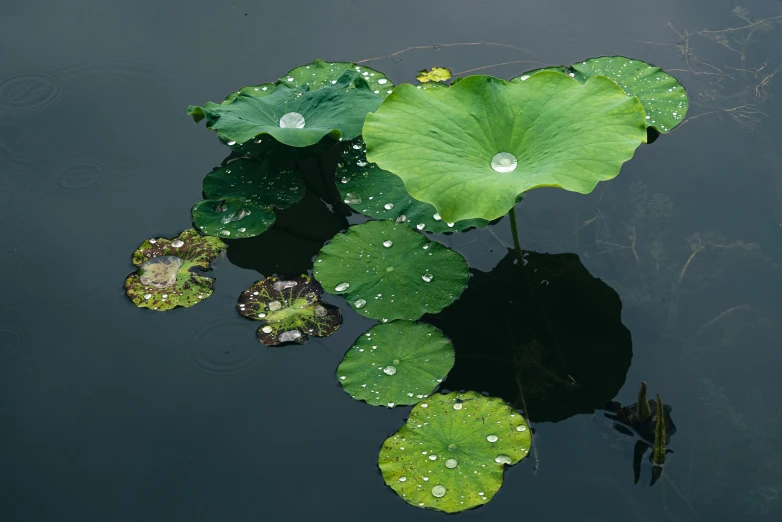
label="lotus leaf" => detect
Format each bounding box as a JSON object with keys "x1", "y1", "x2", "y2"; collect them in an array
[
  {"x1": 278, "y1": 59, "x2": 394, "y2": 97},
  {"x1": 191, "y1": 156, "x2": 305, "y2": 239},
  {"x1": 378, "y1": 391, "x2": 531, "y2": 513},
  {"x1": 237, "y1": 275, "x2": 341, "y2": 346},
  {"x1": 416, "y1": 67, "x2": 452, "y2": 83},
  {"x1": 189, "y1": 70, "x2": 382, "y2": 147},
  {"x1": 363, "y1": 73, "x2": 647, "y2": 223},
  {"x1": 124, "y1": 229, "x2": 225, "y2": 311},
  {"x1": 187, "y1": 83, "x2": 276, "y2": 123},
  {"x1": 337, "y1": 321, "x2": 454, "y2": 407},
  {"x1": 313, "y1": 220, "x2": 469, "y2": 321},
  {"x1": 337, "y1": 139, "x2": 488, "y2": 232},
  {"x1": 512, "y1": 56, "x2": 688, "y2": 133}
]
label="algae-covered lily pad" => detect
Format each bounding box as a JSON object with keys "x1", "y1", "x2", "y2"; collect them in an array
[
  {"x1": 237, "y1": 275, "x2": 341, "y2": 346},
  {"x1": 337, "y1": 321, "x2": 454, "y2": 407},
  {"x1": 512, "y1": 57, "x2": 687, "y2": 133},
  {"x1": 363, "y1": 73, "x2": 646, "y2": 223},
  {"x1": 188, "y1": 70, "x2": 382, "y2": 147},
  {"x1": 313, "y1": 220, "x2": 469, "y2": 321},
  {"x1": 337, "y1": 139, "x2": 488, "y2": 232},
  {"x1": 124, "y1": 229, "x2": 226, "y2": 311},
  {"x1": 192, "y1": 156, "x2": 305, "y2": 239},
  {"x1": 278, "y1": 59, "x2": 394, "y2": 97},
  {"x1": 379, "y1": 391, "x2": 531, "y2": 512},
  {"x1": 416, "y1": 67, "x2": 452, "y2": 83}
]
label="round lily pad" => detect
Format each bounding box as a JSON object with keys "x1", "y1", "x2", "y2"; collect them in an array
[
  {"x1": 378, "y1": 391, "x2": 531, "y2": 513},
  {"x1": 363, "y1": 73, "x2": 646, "y2": 223},
  {"x1": 416, "y1": 67, "x2": 452, "y2": 83},
  {"x1": 336, "y1": 138, "x2": 488, "y2": 233},
  {"x1": 336, "y1": 321, "x2": 454, "y2": 407},
  {"x1": 124, "y1": 229, "x2": 226, "y2": 311},
  {"x1": 237, "y1": 274, "x2": 341, "y2": 346},
  {"x1": 188, "y1": 70, "x2": 383, "y2": 147},
  {"x1": 313, "y1": 220, "x2": 469, "y2": 321},
  {"x1": 192, "y1": 156, "x2": 305, "y2": 239},
  {"x1": 277, "y1": 59, "x2": 394, "y2": 97}
]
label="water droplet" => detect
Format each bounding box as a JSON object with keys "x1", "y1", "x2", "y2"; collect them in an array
[
  {"x1": 344, "y1": 192, "x2": 362, "y2": 205},
  {"x1": 520, "y1": 75, "x2": 530, "y2": 81},
  {"x1": 227, "y1": 140, "x2": 237, "y2": 146},
  {"x1": 416, "y1": 223, "x2": 425, "y2": 231},
  {"x1": 388, "y1": 402, "x2": 395, "y2": 407},
  {"x1": 453, "y1": 402, "x2": 463, "y2": 410},
  {"x1": 354, "y1": 298, "x2": 366, "y2": 309},
  {"x1": 272, "y1": 280, "x2": 298, "y2": 292},
  {"x1": 445, "y1": 458, "x2": 458, "y2": 469},
  {"x1": 143, "y1": 293, "x2": 152, "y2": 300},
  {"x1": 383, "y1": 240, "x2": 393, "y2": 248},
  {"x1": 491, "y1": 152, "x2": 518, "y2": 173},
  {"x1": 313, "y1": 305, "x2": 328, "y2": 317},
  {"x1": 384, "y1": 203, "x2": 394, "y2": 210},
  {"x1": 356, "y1": 160, "x2": 368, "y2": 167},
  {"x1": 383, "y1": 366, "x2": 397, "y2": 376},
  {"x1": 398, "y1": 476, "x2": 406, "y2": 482},
  {"x1": 335, "y1": 282, "x2": 350, "y2": 292},
  {"x1": 516, "y1": 425, "x2": 527, "y2": 432},
  {"x1": 171, "y1": 239, "x2": 184, "y2": 248},
  {"x1": 352, "y1": 143, "x2": 362, "y2": 150},
  {"x1": 261, "y1": 326, "x2": 273, "y2": 333},
  {"x1": 267, "y1": 301, "x2": 282, "y2": 311},
  {"x1": 568, "y1": 72, "x2": 575, "y2": 77},
  {"x1": 238, "y1": 227, "x2": 247, "y2": 233},
  {"x1": 279, "y1": 112, "x2": 305, "y2": 128},
  {"x1": 378, "y1": 78, "x2": 388, "y2": 85},
  {"x1": 278, "y1": 330, "x2": 302, "y2": 342},
  {"x1": 447, "y1": 222, "x2": 454, "y2": 228},
  {"x1": 220, "y1": 230, "x2": 231, "y2": 236},
  {"x1": 340, "y1": 375, "x2": 346, "y2": 380},
  {"x1": 495, "y1": 455, "x2": 512, "y2": 465},
  {"x1": 487, "y1": 435, "x2": 498, "y2": 443},
  {"x1": 428, "y1": 455, "x2": 437, "y2": 461},
  {"x1": 395, "y1": 215, "x2": 407, "y2": 224},
  {"x1": 433, "y1": 213, "x2": 441, "y2": 221},
  {"x1": 422, "y1": 274, "x2": 433, "y2": 283},
  {"x1": 431, "y1": 485, "x2": 446, "y2": 498}
]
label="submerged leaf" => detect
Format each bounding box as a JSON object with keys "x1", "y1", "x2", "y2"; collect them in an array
[
  {"x1": 192, "y1": 156, "x2": 305, "y2": 239},
  {"x1": 189, "y1": 70, "x2": 383, "y2": 147},
  {"x1": 416, "y1": 66, "x2": 452, "y2": 83},
  {"x1": 124, "y1": 230, "x2": 225, "y2": 311},
  {"x1": 237, "y1": 275, "x2": 341, "y2": 346},
  {"x1": 337, "y1": 321, "x2": 454, "y2": 407},
  {"x1": 363, "y1": 73, "x2": 646, "y2": 222},
  {"x1": 378, "y1": 391, "x2": 531, "y2": 512},
  {"x1": 313, "y1": 221, "x2": 469, "y2": 321},
  {"x1": 336, "y1": 138, "x2": 488, "y2": 232},
  {"x1": 278, "y1": 59, "x2": 394, "y2": 97}
]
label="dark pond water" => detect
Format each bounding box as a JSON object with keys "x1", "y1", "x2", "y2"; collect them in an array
[{"x1": 2, "y1": 0, "x2": 781, "y2": 520}]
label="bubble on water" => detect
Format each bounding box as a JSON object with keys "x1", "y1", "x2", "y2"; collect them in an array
[
  {"x1": 487, "y1": 435, "x2": 498, "y2": 443},
  {"x1": 335, "y1": 282, "x2": 350, "y2": 292},
  {"x1": 279, "y1": 112, "x2": 305, "y2": 128},
  {"x1": 495, "y1": 454, "x2": 512, "y2": 465},
  {"x1": 445, "y1": 458, "x2": 458, "y2": 469},
  {"x1": 383, "y1": 240, "x2": 393, "y2": 248},
  {"x1": 383, "y1": 365, "x2": 397, "y2": 375},
  {"x1": 422, "y1": 274, "x2": 433, "y2": 283},
  {"x1": 354, "y1": 299, "x2": 366, "y2": 309},
  {"x1": 431, "y1": 485, "x2": 447, "y2": 498},
  {"x1": 491, "y1": 152, "x2": 518, "y2": 173},
  {"x1": 384, "y1": 203, "x2": 394, "y2": 210}
]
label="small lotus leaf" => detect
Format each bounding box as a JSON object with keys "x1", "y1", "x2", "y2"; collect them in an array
[
  {"x1": 278, "y1": 59, "x2": 394, "y2": 97},
  {"x1": 416, "y1": 67, "x2": 452, "y2": 83},
  {"x1": 378, "y1": 391, "x2": 531, "y2": 513},
  {"x1": 313, "y1": 221, "x2": 469, "y2": 321},
  {"x1": 237, "y1": 275, "x2": 341, "y2": 346},
  {"x1": 124, "y1": 229, "x2": 226, "y2": 311},
  {"x1": 192, "y1": 156, "x2": 305, "y2": 239},
  {"x1": 363, "y1": 73, "x2": 646, "y2": 223},
  {"x1": 337, "y1": 138, "x2": 488, "y2": 232},
  {"x1": 189, "y1": 70, "x2": 382, "y2": 147},
  {"x1": 337, "y1": 321, "x2": 454, "y2": 407}
]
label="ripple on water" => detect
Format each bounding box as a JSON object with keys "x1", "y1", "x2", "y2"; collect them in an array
[
  {"x1": 186, "y1": 317, "x2": 262, "y2": 379},
  {"x1": 0, "y1": 325, "x2": 23, "y2": 361},
  {"x1": 0, "y1": 68, "x2": 65, "y2": 117},
  {"x1": 48, "y1": 156, "x2": 110, "y2": 199},
  {"x1": 58, "y1": 55, "x2": 179, "y2": 92}
]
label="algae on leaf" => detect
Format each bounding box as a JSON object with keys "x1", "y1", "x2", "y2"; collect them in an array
[
  {"x1": 379, "y1": 391, "x2": 531, "y2": 512},
  {"x1": 363, "y1": 73, "x2": 647, "y2": 223},
  {"x1": 237, "y1": 275, "x2": 341, "y2": 346},
  {"x1": 337, "y1": 321, "x2": 454, "y2": 407},
  {"x1": 313, "y1": 221, "x2": 469, "y2": 321},
  {"x1": 124, "y1": 229, "x2": 226, "y2": 311}
]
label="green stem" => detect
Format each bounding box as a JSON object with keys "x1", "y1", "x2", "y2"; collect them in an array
[{"x1": 509, "y1": 206, "x2": 524, "y2": 264}]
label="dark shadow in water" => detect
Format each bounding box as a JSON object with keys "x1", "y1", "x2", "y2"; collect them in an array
[{"x1": 429, "y1": 250, "x2": 632, "y2": 423}]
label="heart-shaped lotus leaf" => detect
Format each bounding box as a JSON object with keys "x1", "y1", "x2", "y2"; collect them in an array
[
  {"x1": 363, "y1": 73, "x2": 647, "y2": 223},
  {"x1": 337, "y1": 321, "x2": 454, "y2": 407},
  {"x1": 278, "y1": 59, "x2": 394, "y2": 97},
  {"x1": 188, "y1": 70, "x2": 382, "y2": 148},
  {"x1": 237, "y1": 274, "x2": 341, "y2": 346},
  {"x1": 416, "y1": 67, "x2": 452, "y2": 83},
  {"x1": 124, "y1": 229, "x2": 226, "y2": 311},
  {"x1": 337, "y1": 138, "x2": 488, "y2": 233},
  {"x1": 512, "y1": 57, "x2": 688, "y2": 133},
  {"x1": 192, "y1": 156, "x2": 305, "y2": 239},
  {"x1": 378, "y1": 391, "x2": 531, "y2": 513},
  {"x1": 187, "y1": 83, "x2": 276, "y2": 123},
  {"x1": 313, "y1": 220, "x2": 469, "y2": 321}
]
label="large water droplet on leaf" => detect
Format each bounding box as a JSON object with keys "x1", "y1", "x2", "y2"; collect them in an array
[
  {"x1": 431, "y1": 485, "x2": 447, "y2": 498},
  {"x1": 139, "y1": 256, "x2": 183, "y2": 289},
  {"x1": 491, "y1": 152, "x2": 518, "y2": 173},
  {"x1": 384, "y1": 365, "x2": 397, "y2": 376},
  {"x1": 445, "y1": 458, "x2": 458, "y2": 468},
  {"x1": 335, "y1": 282, "x2": 350, "y2": 292},
  {"x1": 495, "y1": 454, "x2": 512, "y2": 465},
  {"x1": 279, "y1": 112, "x2": 306, "y2": 128}
]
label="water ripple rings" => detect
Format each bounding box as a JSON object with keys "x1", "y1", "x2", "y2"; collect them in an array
[
  {"x1": 186, "y1": 317, "x2": 262, "y2": 379},
  {"x1": 0, "y1": 68, "x2": 65, "y2": 117}
]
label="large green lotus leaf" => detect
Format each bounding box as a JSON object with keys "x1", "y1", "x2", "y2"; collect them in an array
[
  {"x1": 189, "y1": 71, "x2": 382, "y2": 147},
  {"x1": 337, "y1": 138, "x2": 488, "y2": 233},
  {"x1": 379, "y1": 391, "x2": 531, "y2": 513},
  {"x1": 278, "y1": 59, "x2": 394, "y2": 97},
  {"x1": 570, "y1": 57, "x2": 687, "y2": 133},
  {"x1": 124, "y1": 230, "x2": 226, "y2": 311},
  {"x1": 237, "y1": 275, "x2": 341, "y2": 346},
  {"x1": 313, "y1": 221, "x2": 469, "y2": 321},
  {"x1": 191, "y1": 157, "x2": 305, "y2": 239},
  {"x1": 337, "y1": 321, "x2": 454, "y2": 407},
  {"x1": 187, "y1": 83, "x2": 276, "y2": 123},
  {"x1": 363, "y1": 73, "x2": 647, "y2": 223}
]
